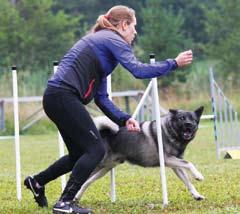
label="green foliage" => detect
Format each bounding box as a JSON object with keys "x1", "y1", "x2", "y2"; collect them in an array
[
  {"x1": 0, "y1": 0, "x2": 240, "y2": 106},
  {"x1": 139, "y1": 0, "x2": 187, "y2": 59},
  {"x1": 53, "y1": 0, "x2": 145, "y2": 25},
  {"x1": 138, "y1": 0, "x2": 192, "y2": 87},
  {"x1": 20, "y1": 119, "x2": 57, "y2": 135},
  {"x1": 0, "y1": 68, "x2": 51, "y2": 97},
  {"x1": 0, "y1": 0, "x2": 80, "y2": 70},
  {"x1": 162, "y1": 0, "x2": 213, "y2": 45},
  {"x1": 111, "y1": 65, "x2": 145, "y2": 91},
  {"x1": 203, "y1": 0, "x2": 240, "y2": 81},
  {"x1": 0, "y1": 0, "x2": 21, "y2": 68}
]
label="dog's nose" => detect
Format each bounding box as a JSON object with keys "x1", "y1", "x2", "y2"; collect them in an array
[{"x1": 185, "y1": 122, "x2": 193, "y2": 128}]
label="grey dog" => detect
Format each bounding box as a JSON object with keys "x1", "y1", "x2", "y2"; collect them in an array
[{"x1": 75, "y1": 106, "x2": 205, "y2": 201}]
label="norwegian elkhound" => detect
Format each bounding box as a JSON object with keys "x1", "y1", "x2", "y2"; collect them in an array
[{"x1": 75, "y1": 106, "x2": 205, "y2": 201}]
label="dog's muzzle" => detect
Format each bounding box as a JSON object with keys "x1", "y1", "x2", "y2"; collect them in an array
[{"x1": 182, "y1": 124, "x2": 197, "y2": 140}]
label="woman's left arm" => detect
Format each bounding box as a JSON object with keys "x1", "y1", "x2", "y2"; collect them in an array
[{"x1": 107, "y1": 38, "x2": 178, "y2": 79}]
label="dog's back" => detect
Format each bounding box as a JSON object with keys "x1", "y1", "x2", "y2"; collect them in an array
[{"x1": 108, "y1": 124, "x2": 160, "y2": 167}]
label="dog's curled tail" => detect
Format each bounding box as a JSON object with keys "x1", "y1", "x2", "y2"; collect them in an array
[{"x1": 93, "y1": 116, "x2": 119, "y2": 134}]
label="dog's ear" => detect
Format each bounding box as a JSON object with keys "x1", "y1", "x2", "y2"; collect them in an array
[
  {"x1": 194, "y1": 106, "x2": 204, "y2": 119},
  {"x1": 169, "y1": 109, "x2": 178, "y2": 115}
]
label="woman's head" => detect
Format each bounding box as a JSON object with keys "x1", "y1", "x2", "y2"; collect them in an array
[{"x1": 91, "y1": 5, "x2": 137, "y2": 45}]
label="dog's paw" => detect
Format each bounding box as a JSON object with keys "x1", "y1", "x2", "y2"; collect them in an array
[
  {"x1": 193, "y1": 194, "x2": 205, "y2": 201},
  {"x1": 193, "y1": 171, "x2": 204, "y2": 181}
]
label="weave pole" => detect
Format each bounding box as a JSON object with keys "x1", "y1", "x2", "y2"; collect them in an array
[
  {"x1": 12, "y1": 66, "x2": 22, "y2": 201},
  {"x1": 105, "y1": 53, "x2": 168, "y2": 205},
  {"x1": 209, "y1": 68, "x2": 240, "y2": 159},
  {"x1": 107, "y1": 75, "x2": 116, "y2": 202},
  {"x1": 53, "y1": 61, "x2": 66, "y2": 191},
  {"x1": 150, "y1": 54, "x2": 168, "y2": 207},
  {"x1": 209, "y1": 68, "x2": 219, "y2": 158}
]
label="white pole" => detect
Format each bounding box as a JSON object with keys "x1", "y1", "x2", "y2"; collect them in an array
[
  {"x1": 107, "y1": 75, "x2": 116, "y2": 202},
  {"x1": 150, "y1": 54, "x2": 168, "y2": 207},
  {"x1": 12, "y1": 66, "x2": 22, "y2": 201},
  {"x1": 53, "y1": 61, "x2": 66, "y2": 191},
  {"x1": 132, "y1": 81, "x2": 153, "y2": 119}
]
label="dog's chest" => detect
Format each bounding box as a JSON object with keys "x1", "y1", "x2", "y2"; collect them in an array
[{"x1": 163, "y1": 139, "x2": 186, "y2": 158}]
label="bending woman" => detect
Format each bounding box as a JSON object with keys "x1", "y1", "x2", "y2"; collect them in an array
[{"x1": 24, "y1": 5, "x2": 193, "y2": 214}]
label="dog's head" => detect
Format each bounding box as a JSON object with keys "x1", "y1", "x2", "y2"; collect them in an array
[{"x1": 169, "y1": 106, "x2": 204, "y2": 142}]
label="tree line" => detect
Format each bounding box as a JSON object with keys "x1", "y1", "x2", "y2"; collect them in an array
[{"x1": 1, "y1": 0, "x2": 240, "y2": 87}]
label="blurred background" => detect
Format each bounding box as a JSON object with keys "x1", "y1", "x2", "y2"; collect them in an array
[{"x1": 0, "y1": 0, "x2": 240, "y2": 134}]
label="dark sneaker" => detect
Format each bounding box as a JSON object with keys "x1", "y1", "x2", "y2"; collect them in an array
[
  {"x1": 53, "y1": 201, "x2": 92, "y2": 214},
  {"x1": 24, "y1": 175, "x2": 48, "y2": 207}
]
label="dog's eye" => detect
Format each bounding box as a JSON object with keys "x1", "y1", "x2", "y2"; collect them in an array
[{"x1": 178, "y1": 116, "x2": 185, "y2": 121}]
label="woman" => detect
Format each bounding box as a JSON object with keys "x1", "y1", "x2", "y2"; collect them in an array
[{"x1": 24, "y1": 5, "x2": 192, "y2": 214}]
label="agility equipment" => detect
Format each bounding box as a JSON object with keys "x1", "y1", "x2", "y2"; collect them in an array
[
  {"x1": 0, "y1": 66, "x2": 21, "y2": 200},
  {"x1": 53, "y1": 61, "x2": 67, "y2": 191},
  {"x1": 210, "y1": 68, "x2": 240, "y2": 159},
  {"x1": 108, "y1": 54, "x2": 168, "y2": 207}
]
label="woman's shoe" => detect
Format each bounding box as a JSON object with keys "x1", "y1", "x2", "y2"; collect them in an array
[
  {"x1": 53, "y1": 201, "x2": 92, "y2": 214},
  {"x1": 24, "y1": 175, "x2": 48, "y2": 207}
]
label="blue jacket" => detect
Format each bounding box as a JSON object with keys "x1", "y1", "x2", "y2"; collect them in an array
[{"x1": 48, "y1": 29, "x2": 177, "y2": 126}]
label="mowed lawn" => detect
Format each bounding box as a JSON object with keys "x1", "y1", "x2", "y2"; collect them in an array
[{"x1": 0, "y1": 122, "x2": 240, "y2": 214}]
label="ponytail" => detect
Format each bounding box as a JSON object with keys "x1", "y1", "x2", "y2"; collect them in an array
[{"x1": 91, "y1": 5, "x2": 135, "y2": 33}]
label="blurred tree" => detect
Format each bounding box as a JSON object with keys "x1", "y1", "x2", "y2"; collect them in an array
[
  {"x1": 138, "y1": 0, "x2": 190, "y2": 87},
  {"x1": 162, "y1": 0, "x2": 213, "y2": 43},
  {"x1": 0, "y1": 0, "x2": 80, "y2": 70},
  {"x1": 204, "y1": 0, "x2": 240, "y2": 81},
  {"x1": 0, "y1": 0, "x2": 21, "y2": 68},
  {"x1": 53, "y1": 0, "x2": 146, "y2": 33}
]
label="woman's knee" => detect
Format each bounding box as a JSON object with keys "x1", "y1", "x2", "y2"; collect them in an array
[
  {"x1": 68, "y1": 151, "x2": 83, "y2": 165},
  {"x1": 89, "y1": 142, "x2": 106, "y2": 162}
]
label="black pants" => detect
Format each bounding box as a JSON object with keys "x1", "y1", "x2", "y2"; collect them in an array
[{"x1": 34, "y1": 86, "x2": 105, "y2": 187}]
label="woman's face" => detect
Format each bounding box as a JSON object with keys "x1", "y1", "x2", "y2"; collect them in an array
[{"x1": 119, "y1": 16, "x2": 137, "y2": 45}]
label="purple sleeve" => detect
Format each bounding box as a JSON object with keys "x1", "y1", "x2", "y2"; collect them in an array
[
  {"x1": 94, "y1": 78, "x2": 131, "y2": 127},
  {"x1": 107, "y1": 37, "x2": 178, "y2": 79}
]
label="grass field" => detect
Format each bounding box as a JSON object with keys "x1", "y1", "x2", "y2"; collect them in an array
[{"x1": 0, "y1": 122, "x2": 240, "y2": 214}]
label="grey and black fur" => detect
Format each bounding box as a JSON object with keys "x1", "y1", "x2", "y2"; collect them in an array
[{"x1": 75, "y1": 106, "x2": 205, "y2": 201}]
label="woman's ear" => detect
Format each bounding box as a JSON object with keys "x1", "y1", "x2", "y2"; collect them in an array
[{"x1": 121, "y1": 20, "x2": 129, "y2": 31}]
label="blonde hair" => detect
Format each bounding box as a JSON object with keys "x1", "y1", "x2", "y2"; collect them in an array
[{"x1": 91, "y1": 5, "x2": 135, "y2": 33}]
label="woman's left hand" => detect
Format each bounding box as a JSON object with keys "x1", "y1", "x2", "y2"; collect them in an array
[
  {"x1": 126, "y1": 118, "x2": 140, "y2": 132},
  {"x1": 175, "y1": 50, "x2": 193, "y2": 67}
]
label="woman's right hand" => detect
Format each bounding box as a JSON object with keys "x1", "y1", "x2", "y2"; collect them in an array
[{"x1": 175, "y1": 50, "x2": 193, "y2": 67}]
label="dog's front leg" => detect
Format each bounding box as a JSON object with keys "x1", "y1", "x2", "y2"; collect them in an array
[
  {"x1": 172, "y1": 168, "x2": 205, "y2": 200},
  {"x1": 74, "y1": 167, "x2": 111, "y2": 201},
  {"x1": 165, "y1": 156, "x2": 204, "y2": 181}
]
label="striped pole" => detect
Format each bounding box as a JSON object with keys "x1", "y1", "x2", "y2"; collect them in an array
[
  {"x1": 12, "y1": 66, "x2": 22, "y2": 201},
  {"x1": 53, "y1": 61, "x2": 66, "y2": 191},
  {"x1": 209, "y1": 68, "x2": 220, "y2": 159},
  {"x1": 150, "y1": 54, "x2": 168, "y2": 207}
]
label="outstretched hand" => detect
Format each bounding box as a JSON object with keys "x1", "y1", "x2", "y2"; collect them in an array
[
  {"x1": 126, "y1": 118, "x2": 140, "y2": 132},
  {"x1": 175, "y1": 50, "x2": 193, "y2": 67}
]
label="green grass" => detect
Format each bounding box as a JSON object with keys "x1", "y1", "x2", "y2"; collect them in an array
[{"x1": 0, "y1": 123, "x2": 240, "y2": 214}]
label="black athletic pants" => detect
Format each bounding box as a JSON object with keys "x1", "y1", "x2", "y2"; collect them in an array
[{"x1": 34, "y1": 86, "x2": 105, "y2": 187}]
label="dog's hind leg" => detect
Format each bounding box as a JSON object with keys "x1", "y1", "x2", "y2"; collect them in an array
[
  {"x1": 74, "y1": 167, "x2": 112, "y2": 201},
  {"x1": 172, "y1": 168, "x2": 205, "y2": 200}
]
